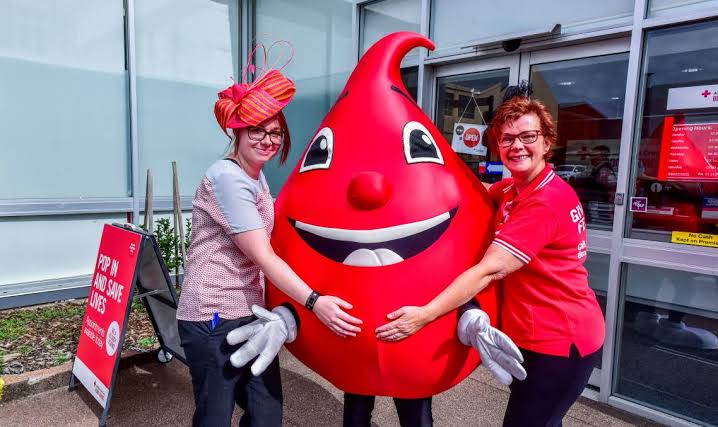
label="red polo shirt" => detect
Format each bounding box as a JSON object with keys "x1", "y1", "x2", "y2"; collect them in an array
[{"x1": 488, "y1": 165, "x2": 605, "y2": 357}]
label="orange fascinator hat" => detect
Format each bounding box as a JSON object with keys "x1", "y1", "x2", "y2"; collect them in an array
[{"x1": 214, "y1": 41, "x2": 296, "y2": 137}]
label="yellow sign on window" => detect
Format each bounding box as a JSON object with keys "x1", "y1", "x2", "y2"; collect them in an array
[{"x1": 671, "y1": 231, "x2": 718, "y2": 248}]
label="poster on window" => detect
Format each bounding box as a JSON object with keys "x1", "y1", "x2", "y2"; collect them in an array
[
  {"x1": 657, "y1": 117, "x2": 718, "y2": 182},
  {"x1": 451, "y1": 123, "x2": 487, "y2": 156},
  {"x1": 666, "y1": 84, "x2": 718, "y2": 110}
]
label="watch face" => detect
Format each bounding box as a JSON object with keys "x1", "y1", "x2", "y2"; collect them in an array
[{"x1": 267, "y1": 32, "x2": 498, "y2": 397}]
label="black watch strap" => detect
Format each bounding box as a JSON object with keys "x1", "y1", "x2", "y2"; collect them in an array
[{"x1": 304, "y1": 291, "x2": 321, "y2": 311}]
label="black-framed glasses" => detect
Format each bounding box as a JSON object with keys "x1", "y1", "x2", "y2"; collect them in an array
[
  {"x1": 247, "y1": 127, "x2": 284, "y2": 145},
  {"x1": 499, "y1": 130, "x2": 542, "y2": 148}
]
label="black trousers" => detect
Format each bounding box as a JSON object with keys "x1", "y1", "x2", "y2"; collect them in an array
[
  {"x1": 503, "y1": 345, "x2": 598, "y2": 427},
  {"x1": 343, "y1": 393, "x2": 433, "y2": 427},
  {"x1": 178, "y1": 318, "x2": 283, "y2": 427}
]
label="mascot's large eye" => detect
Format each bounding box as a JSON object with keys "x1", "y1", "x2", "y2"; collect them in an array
[
  {"x1": 402, "y1": 121, "x2": 444, "y2": 165},
  {"x1": 300, "y1": 127, "x2": 334, "y2": 173}
]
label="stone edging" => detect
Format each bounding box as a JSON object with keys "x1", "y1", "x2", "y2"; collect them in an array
[{"x1": 0, "y1": 350, "x2": 158, "y2": 404}]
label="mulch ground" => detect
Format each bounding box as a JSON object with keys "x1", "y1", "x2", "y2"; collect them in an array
[{"x1": 0, "y1": 299, "x2": 158, "y2": 375}]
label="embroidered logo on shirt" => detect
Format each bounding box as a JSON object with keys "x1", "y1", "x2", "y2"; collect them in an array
[
  {"x1": 570, "y1": 203, "x2": 586, "y2": 234},
  {"x1": 577, "y1": 239, "x2": 587, "y2": 260}
]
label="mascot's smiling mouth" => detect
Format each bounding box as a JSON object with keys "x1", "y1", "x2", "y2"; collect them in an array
[{"x1": 288, "y1": 207, "x2": 458, "y2": 267}]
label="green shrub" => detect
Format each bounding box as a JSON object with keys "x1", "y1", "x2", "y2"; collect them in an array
[{"x1": 150, "y1": 217, "x2": 192, "y2": 271}]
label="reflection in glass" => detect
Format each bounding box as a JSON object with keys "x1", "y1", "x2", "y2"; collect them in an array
[
  {"x1": 629, "y1": 21, "x2": 718, "y2": 241},
  {"x1": 616, "y1": 264, "x2": 718, "y2": 425},
  {"x1": 0, "y1": 214, "x2": 130, "y2": 286},
  {"x1": 649, "y1": 0, "x2": 718, "y2": 18},
  {"x1": 255, "y1": 0, "x2": 354, "y2": 192},
  {"x1": 361, "y1": 0, "x2": 421, "y2": 64},
  {"x1": 435, "y1": 70, "x2": 510, "y2": 183},
  {"x1": 430, "y1": 0, "x2": 632, "y2": 54},
  {"x1": 400, "y1": 67, "x2": 419, "y2": 102},
  {"x1": 530, "y1": 53, "x2": 629, "y2": 230},
  {"x1": 585, "y1": 252, "x2": 609, "y2": 369},
  {"x1": 136, "y1": 0, "x2": 239, "y2": 197},
  {"x1": 0, "y1": 1, "x2": 129, "y2": 199}
]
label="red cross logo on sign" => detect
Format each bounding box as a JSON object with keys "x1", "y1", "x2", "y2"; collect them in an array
[{"x1": 702, "y1": 90, "x2": 711, "y2": 98}]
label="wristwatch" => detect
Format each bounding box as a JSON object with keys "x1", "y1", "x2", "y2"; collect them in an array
[{"x1": 304, "y1": 291, "x2": 321, "y2": 311}]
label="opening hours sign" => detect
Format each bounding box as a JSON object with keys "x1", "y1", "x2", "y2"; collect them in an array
[{"x1": 658, "y1": 117, "x2": 718, "y2": 182}]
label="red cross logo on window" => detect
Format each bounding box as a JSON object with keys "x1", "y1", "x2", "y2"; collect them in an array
[{"x1": 702, "y1": 90, "x2": 711, "y2": 98}]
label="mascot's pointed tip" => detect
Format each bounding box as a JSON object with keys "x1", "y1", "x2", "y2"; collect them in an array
[
  {"x1": 364, "y1": 31, "x2": 435, "y2": 58},
  {"x1": 389, "y1": 30, "x2": 435, "y2": 51},
  {"x1": 344, "y1": 32, "x2": 434, "y2": 97}
]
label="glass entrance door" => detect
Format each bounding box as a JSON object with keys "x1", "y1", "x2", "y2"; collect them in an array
[
  {"x1": 525, "y1": 40, "x2": 630, "y2": 389},
  {"x1": 433, "y1": 39, "x2": 630, "y2": 390},
  {"x1": 434, "y1": 56, "x2": 520, "y2": 183}
]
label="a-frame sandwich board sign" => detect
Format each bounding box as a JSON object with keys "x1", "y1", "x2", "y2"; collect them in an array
[{"x1": 69, "y1": 223, "x2": 185, "y2": 426}]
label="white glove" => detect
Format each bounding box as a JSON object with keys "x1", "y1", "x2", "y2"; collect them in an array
[
  {"x1": 226, "y1": 304, "x2": 297, "y2": 376},
  {"x1": 458, "y1": 308, "x2": 527, "y2": 385}
]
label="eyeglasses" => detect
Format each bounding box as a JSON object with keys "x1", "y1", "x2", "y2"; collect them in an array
[
  {"x1": 499, "y1": 130, "x2": 542, "y2": 148},
  {"x1": 247, "y1": 127, "x2": 284, "y2": 146}
]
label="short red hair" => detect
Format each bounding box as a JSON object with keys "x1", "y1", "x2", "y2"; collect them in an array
[{"x1": 490, "y1": 96, "x2": 556, "y2": 160}]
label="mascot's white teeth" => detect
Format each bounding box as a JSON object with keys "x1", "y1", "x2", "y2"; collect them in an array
[
  {"x1": 293, "y1": 211, "x2": 451, "y2": 243},
  {"x1": 343, "y1": 248, "x2": 404, "y2": 266},
  {"x1": 289, "y1": 207, "x2": 458, "y2": 266}
]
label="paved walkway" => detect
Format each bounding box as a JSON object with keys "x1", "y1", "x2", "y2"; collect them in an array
[{"x1": 0, "y1": 350, "x2": 661, "y2": 426}]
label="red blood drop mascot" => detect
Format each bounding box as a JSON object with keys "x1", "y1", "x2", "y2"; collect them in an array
[{"x1": 266, "y1": 32, "x2": 498, "y2": 398}]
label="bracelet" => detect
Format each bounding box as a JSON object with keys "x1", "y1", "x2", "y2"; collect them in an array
[{"x1": 304, "y1": 291, "x2": 321, "y2": 311}]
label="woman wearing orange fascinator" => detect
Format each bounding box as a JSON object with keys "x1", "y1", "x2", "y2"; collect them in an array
[{"x1": 176, "y1": 43, "x2": 363, "y2": 427}]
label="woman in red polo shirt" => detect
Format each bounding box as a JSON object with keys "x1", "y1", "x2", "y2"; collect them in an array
[{"x1": 376, "y1": 95, "x2": 605, "y2": 427}]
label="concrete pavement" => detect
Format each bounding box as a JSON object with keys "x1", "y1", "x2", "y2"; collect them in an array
[{"x1": 0, "y1": 349, "x2": 661, "y2": 426}]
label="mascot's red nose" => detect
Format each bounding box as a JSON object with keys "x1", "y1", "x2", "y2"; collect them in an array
[{"x1": 347, "y1": 171, "x2": 391, "y2": 210}]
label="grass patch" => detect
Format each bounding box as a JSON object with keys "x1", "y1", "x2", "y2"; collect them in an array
[
  {"x1": 1, "y1": 299, "x2": 156, "y2": 373},
  {"x1": 0, "y1": 317, "x2": 29, "y2": 342},
  {"x1": 132, "y1": 299, "x2": 146, "y2": 313},
  {"x1": 136, "y1": 336, "x2": 158, "y2": 349},
  {"x1": 54, "y1": 352, "x2": 69, "y2": 365},
  {"x1": 0, "y1": 304, "x2": 85, "y2": 343},
  {"x1": 37, "y1": 306, "x2": 84, "y2": 321}
]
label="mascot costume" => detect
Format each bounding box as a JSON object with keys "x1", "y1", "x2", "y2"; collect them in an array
[{"x1": 227, "y1": 32, "x2": 524, "y2": 400}]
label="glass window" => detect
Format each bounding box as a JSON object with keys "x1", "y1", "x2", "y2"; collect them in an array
[
  {"x1": 360, "y1": 0, "x2": 421, "y2": 65},
  {"x1": 430, "y1": 0, "x2": 633, "y2": 54},
  {"x1": 616, "y1": 264, "x2": 718, "y2": 425},
  {"x1": 435, "y1": 70, "x2": 510, "y2": 183},
  {"x1": 255, "y1": 0, "x2": 355, "y2": 193},
  {"x1": 135, "y1": 0, "x2": 239, "y2": 198},
  {"x1": 0, "y1": 1, "x2": 129, "y2": 199},
  {"x1": 0, "y1": 214, "x2": 129, "y2": 286},
  {"x1": 628, "y1": 21, "x2": 718, "y2": 241},
  {"x1": 400, "y1": 66, "x2": 419, "y2": 101},
  {"x1": 649, "y1": 0, "x2": 718, "y2": 18},
  {"x1": 531, "y1": 53, "x2": 629, "y2": 230},
  {"x1": 585, "y1": 252, "x2": 609, "y2": 369}
]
